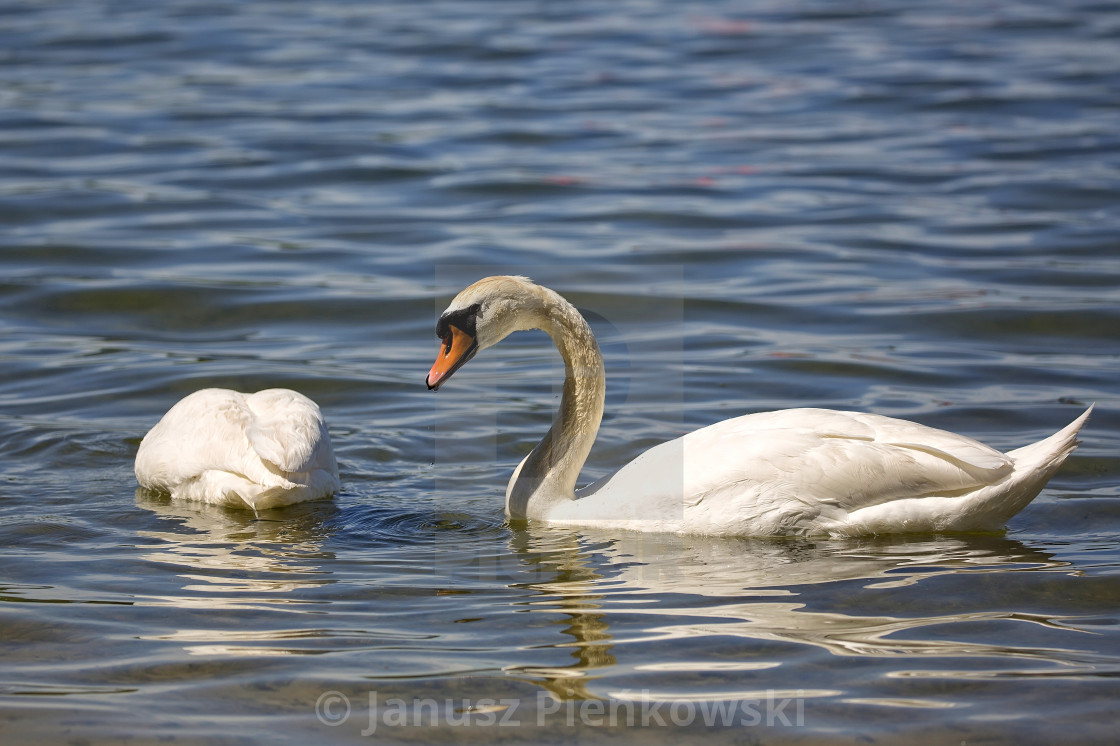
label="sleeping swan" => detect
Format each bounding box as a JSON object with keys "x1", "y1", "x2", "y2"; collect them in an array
[
  {"x1": 135, "y1": 388, "x2": 340, "y2": 510},
  {"x1": 426, "y1": 275, "x2": 1090, "y2": 537}
]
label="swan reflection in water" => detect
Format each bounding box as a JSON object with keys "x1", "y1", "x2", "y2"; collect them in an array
[
  {"x1": 497, "y1": 527, "x2": 1098, "y2": 705},
  {"x1": 135, "y1": 489, "x2": 337, "y2": 596},
  {"x1": 132, "y1": 490, "x2": 1102, "y2": 709},
  {"x1": 133, "y1": 490, "x2": 341, "y2": 656}
]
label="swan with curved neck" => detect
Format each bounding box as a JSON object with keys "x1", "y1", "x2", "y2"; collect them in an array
[{"x1": 427, "y1": 276, "x2": 1090, "y2": 537}]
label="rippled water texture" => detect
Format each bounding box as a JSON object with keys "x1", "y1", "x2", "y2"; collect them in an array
[{"x1": 2, "y1": 1, "x2": 1119, "y2": 743}]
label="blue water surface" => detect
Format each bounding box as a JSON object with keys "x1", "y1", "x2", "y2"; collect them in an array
[{"x1": 1, "y1": 1, "x2": 1119, "y2": 743}]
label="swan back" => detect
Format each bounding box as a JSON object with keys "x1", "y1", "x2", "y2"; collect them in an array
[
  {"x1": 554, "y1": 407, "x2": 1090, "y2": 536},
  {"x1": 135, "y1": 388, "x2": 339, "y2": 510}
]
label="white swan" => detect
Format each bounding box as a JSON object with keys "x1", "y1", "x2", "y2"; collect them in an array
[
  {"x1": 426, "y1": 275, "x2": 1090, "y2": 537},
  {"x1": 135, "y1": 388, "x2": 340, "y2": 510}
]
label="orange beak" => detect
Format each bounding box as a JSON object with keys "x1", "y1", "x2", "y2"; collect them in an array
[{"x1": 426, "y1": 325, "x2": 478, "y2": 391}]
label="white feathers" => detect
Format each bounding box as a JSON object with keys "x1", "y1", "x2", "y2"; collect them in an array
[
  {"x1": 244, "y1": 389, "x2": 327, "y2": 472},
  {"x1": 555, "y1": 407, "x2": 1089, "y2": 536},
  {"x1": 134, "y1": 388, "x2": 340, "y2": 510}
]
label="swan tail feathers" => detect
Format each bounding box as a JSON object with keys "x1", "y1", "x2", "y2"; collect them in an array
[
  {"x1": 964, "y1": 405, "x2": 1092, "y2": 529},
  {"x1": 1005, "y1": 405, "x2": 1092, "y2": 468}
]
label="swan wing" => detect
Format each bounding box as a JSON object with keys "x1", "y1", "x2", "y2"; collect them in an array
[
  {"x1": 244, "y1": 389, "x2": 333, "y2": 473},
  {"x1": 569, "y1": 409, "x2": 1012, "y2": 534},
  {"x1": 135, "y1": 389, "x2": 254, "y2": 487},
  {"x1": 688, "y1": 409, "x2": 1012, "y2": 506}
]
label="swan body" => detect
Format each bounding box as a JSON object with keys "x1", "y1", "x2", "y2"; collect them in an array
[
  {"x1": 135, "y1": 388, "x2": 340, "y2": 510},
  {"x1": 427, "y1": 275, "x2": 1090, "y2": 537}
]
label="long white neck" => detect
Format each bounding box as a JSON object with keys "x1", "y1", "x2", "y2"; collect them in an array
[{"x1": 505, "y1": 287, "x2": 605, "y2": 520}]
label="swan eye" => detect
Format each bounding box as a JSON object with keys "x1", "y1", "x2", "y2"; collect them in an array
[
  {"x1": 442, "y1": 335, "x2": 453, "y2": 356},
  {"x1": 436, "y1": 303, "x2": 483, "y2": 344}
]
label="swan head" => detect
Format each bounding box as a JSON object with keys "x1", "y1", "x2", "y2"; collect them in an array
[{"x1": 426, "y1": 275, "x2": 545, "y2": 391}]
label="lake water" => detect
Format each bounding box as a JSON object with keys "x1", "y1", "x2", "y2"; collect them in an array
[{"x1": 2, "y1": 0, "x2": 1119, "y2": 743}]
